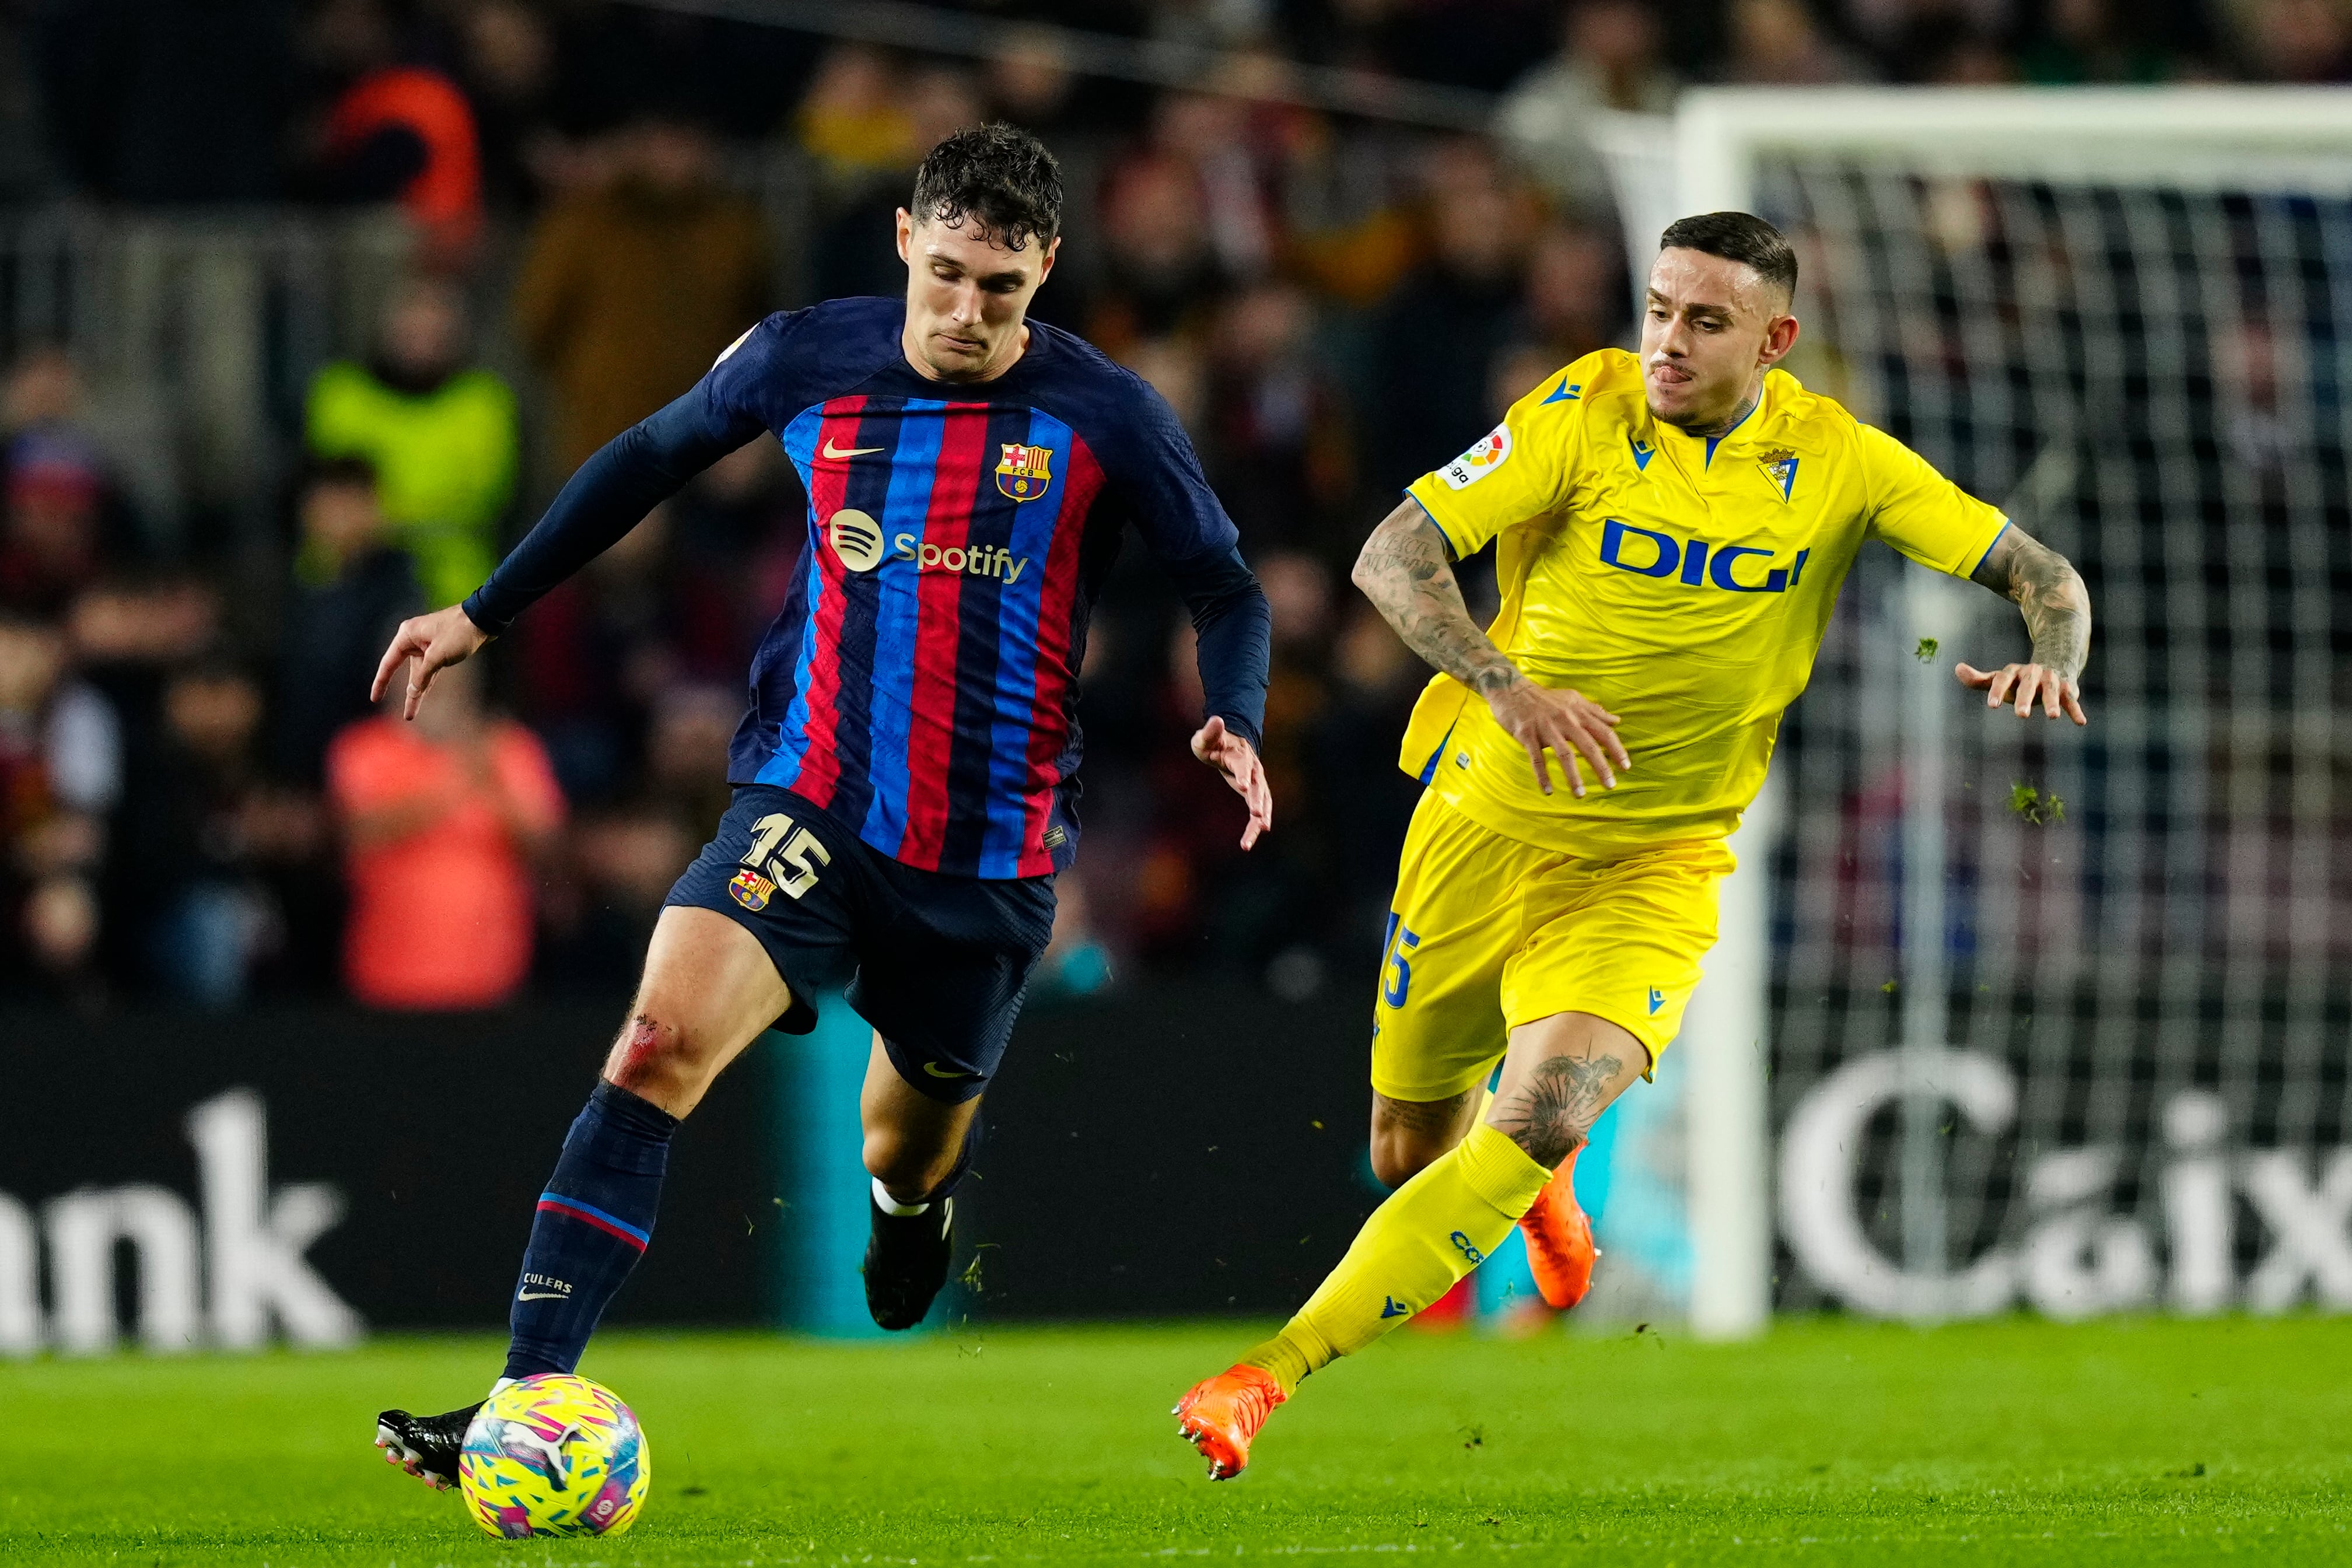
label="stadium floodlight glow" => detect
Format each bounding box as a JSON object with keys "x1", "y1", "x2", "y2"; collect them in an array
[{"x1": 1625, "y1": 87, "x2": 2352, "y2": 1335}]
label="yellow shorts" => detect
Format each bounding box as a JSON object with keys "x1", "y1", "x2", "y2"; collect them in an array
[{"x1": 1369, "y1": 790, "x2": 1734, "y2": 1104}]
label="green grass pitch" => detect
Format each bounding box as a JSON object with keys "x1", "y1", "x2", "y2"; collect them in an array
[{"x1": 4, "y1": 1315, "x2": 2348, "y2": 1565}]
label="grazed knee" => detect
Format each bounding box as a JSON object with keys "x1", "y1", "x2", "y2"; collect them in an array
[{"x1": 603, "y1": 1012, "x2": 703, "y2": 1102}]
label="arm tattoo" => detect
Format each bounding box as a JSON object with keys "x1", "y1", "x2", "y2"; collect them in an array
[
  {"x1": 1970, "y1": 526, "x2": 2092, "y2": 680},
  {"x1": 1349, "y1": 499, "x2": 1523, "y2": 698},
  {"x1": 1494, "y1": 1052, "x2": 1624, "y2": 1168}
]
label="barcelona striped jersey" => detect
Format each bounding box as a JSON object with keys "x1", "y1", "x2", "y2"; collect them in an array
[{"x1": 465, "y1": 297, "x2": 1269, "y2": 881}]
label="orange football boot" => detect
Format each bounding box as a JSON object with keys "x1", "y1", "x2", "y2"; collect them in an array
[
  {"x1": 1518, "y1": 1149, "x2": 1600, "y2": 1310},
  {"x1": 1173, "y1": 1364, "x2": 1287, "y2": 1480}
]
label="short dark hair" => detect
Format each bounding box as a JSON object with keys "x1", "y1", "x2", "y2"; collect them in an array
[
  {"x1": 909, "y1": 123, "x2": 1063, "y2": 252},
  {"x1": 1659, "y1": 211, "x2": 1798, "y2": 300}
]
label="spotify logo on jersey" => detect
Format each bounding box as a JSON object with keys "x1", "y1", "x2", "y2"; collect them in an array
[{"x1": 828, "y1": 508, "x2": 884, "y2": 571}]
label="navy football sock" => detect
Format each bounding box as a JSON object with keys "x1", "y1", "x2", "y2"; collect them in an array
[{"x1": 503, "y1": 1080, "x2": 678, "y2": 1380}]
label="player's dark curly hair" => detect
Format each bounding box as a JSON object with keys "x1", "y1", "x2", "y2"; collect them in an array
[
  {"x1": 909, "y1": 123, "x2": 1063, "y2": 251},
  {"x1": 1660, "y1": 211, "x2": 1798, "y2": 300}
]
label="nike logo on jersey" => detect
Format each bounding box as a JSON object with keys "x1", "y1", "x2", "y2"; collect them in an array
[
  {"x1": 1380, "y1": 1296, "x2": 1411, "y2": 1318},
  {"x1": 922, "y1": 1060, "x2": 974, "y2": 1079},
  {"x1": 822, "y1": 438, "x2": 886, "y2": 460},
  {"x1": 517, "y1": 1290, "x2": 569, "y2": 1301}
]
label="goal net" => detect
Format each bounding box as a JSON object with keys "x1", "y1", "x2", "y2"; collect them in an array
[{"x1": 1612, "y1": 90, "x2": 2352, "y2": 1327}]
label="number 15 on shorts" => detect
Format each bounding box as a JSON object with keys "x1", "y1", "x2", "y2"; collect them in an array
[{"x1": 736, "y1": 812, "x2": 831, "y2": 904}]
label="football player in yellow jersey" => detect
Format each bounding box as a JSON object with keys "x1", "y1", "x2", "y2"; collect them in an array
[{"x1": 1174, "y1": 211, "x2": 2093, "y2": 1479}]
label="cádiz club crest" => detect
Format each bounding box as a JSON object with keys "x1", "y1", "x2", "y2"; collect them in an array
[
  {"x1": 996, "y1": 442, "x2": 1054, "y2": 501},
  {"x1": 1759, "y1": 446, "x2": 1799, "y2": 502}
]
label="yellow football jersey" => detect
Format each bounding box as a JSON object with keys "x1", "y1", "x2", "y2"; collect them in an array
[{"x1": 1400, "y1": 347, "x2": 2007, "y2": 857}]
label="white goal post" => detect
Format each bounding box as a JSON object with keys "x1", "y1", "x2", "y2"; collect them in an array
[{"x1": 1636, "y1": 89, "x2": 2352, "y2": 1337}]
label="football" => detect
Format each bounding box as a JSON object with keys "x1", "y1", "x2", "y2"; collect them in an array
[{"x1": 457, "y1": 1374, "x2": 650, "y2": 1539}]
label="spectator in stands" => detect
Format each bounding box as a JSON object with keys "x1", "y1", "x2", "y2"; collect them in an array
[
  {"x1": 1497, "y1": 0, "x2": 1679, "y2": 220},
  {"x1": 1136, "y1": 550, "x2": 1336, "y2": 982},
  {"x1": 513, "y1": 505, "x2": 743, "y2": 804},
  {"x1": 513, "y1": 113, "x2": 772, "y2": 474},
  {"x1": 1152, "y1": 90, "x2": 1278, "y2": 285},
  {"x1": 808, "y1": 60, "x2": 985, "y2": 302},
  {"x1": 1123, "y1": 337, "x2": 1210, "y2": 436},
  {"x1": 275, "y1": 459, "x2": 421, "y2": 787},
  {"x1": 1899, "y1": 18, "x2": 2018, "y2": 82},
  {"x1": 305, "y1": 277, "x2": 518, "y2": 611},
  {"x1": 454, "y1": 0, "x2": 563, "y2": 211},
  {"x1": 2238, "y1": 0, "x2": 2352, "y2": 80},
  {"x1": 0, "y1": 614, "x2": 118, "y2": 1003},
  {"x1": 2014, "y1": 0, "x2": 2172, "y2": 81},
  {"x1": 0, "y1": 430, "x2": 107, "y2": 618},
  {"x1": 642, "y1": 682, "x2": 740, "y2": 845},
  {"x1": 1308, "y1": 600, "x2": 1426, "y2": 959},
  {"x1": 2, "y1": 347, "x2": 158, "y2": 561},
  {"x1": 666, "y1": 436, "x2": 799, "y2": 583},
  {"x1": 983, "y1": 27, "x2": 1080, "y2": 135},
  {"x1": 1092, "y1": 151, "x2": 1228, "y2": 355},
  {"x1": 34, "y1": 0, "x2": 294, "y2": 203},
  {"x1": 119, "y1": 657, "x2": 325, "y2": 1007},
  {"x1": 1518, "y1": 219, "x2": 1625, "y2": 366},
  {"x1": 1199, "y1": 282, "x2": 1354, "y2": 561},
  {"x1": 540, "y1": 680, "x2": 733, "y2": 986},
  {"x1": 326, "y1": 657, "x2": 564, "y2": 1011},
  {"x1": 1723, "y1": 0, "x2": 1880, "y2": 84},
  {"x1": 1363, "y1": 140, "x2": 1537, "y2": 494},
  {"x1": 300, "y1": 0, "x2": 483, "y2": 255},
  {"x1": 1255, "y1": 548, "x2": 1337, "y2": 837}
]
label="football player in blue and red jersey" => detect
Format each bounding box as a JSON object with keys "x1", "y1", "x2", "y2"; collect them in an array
[{"x1": 370, "y1": 124, "x2": 1272, "y2": 1489}]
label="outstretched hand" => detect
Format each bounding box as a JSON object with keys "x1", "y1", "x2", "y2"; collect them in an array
[
  {"x1": 1191, "y1": 716, "x2": 1273, "y2": 850},
  {"x1": 1486, "y1": 677, "x2": 1629, "y2": 797},
  {"x1": 1955, "y1": 660, "x2": 2086, "y2": 726},
  {"x1": 370, "y1": 605, "x2": 492, "y2": 720}
]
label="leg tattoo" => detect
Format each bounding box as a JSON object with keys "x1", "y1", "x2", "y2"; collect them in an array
[
  {"x1": 1374, "y1": 1088, "x2": 1476, "y2": 1138},
  {"x1": 1493, "y1": 1053, "x2": 1623, "y2": 1168}
]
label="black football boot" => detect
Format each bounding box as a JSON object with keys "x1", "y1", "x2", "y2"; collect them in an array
[
  {"x1": 863, "y1": 1193, "x2": 954, "y2": 1331},
  {"x1": 374, "y1": 1401, "x2": 484, "y2": 1492}
]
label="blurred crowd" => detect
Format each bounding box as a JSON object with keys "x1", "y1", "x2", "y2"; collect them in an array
[{"x1": 0, "y1": 0, "x2": 2314, "y2": 1012}]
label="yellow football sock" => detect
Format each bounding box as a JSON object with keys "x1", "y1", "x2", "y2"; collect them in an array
[{"x1": 1238, "y1": 1122, "x2": 1550, "y2": 1395}]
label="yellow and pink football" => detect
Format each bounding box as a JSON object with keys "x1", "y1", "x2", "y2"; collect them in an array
[{"x1": 458, "y1": 1373, "x2": 651, "y2": 1538}]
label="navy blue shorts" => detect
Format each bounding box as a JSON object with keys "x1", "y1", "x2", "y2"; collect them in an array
[{"x1": 665, "y1": 785, "x2": 1057, "y2": 1104}]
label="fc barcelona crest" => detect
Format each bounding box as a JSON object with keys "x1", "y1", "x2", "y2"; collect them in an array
[
  {"x1": 996, "y1": 442, "x2": 1054, "y2": 501},
  {"x1": 728, "y1": 867, "x2": 776, "y2": 912}
]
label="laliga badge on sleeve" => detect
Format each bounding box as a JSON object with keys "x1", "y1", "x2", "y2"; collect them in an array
[{"x1": 1439, "y1": 424, "x2": 1511, "y2": 489}]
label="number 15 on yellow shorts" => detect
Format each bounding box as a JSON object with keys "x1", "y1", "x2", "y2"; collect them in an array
[{"x1": 1370, "y1": 792, "x2": 1733, "y2": 1105}]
